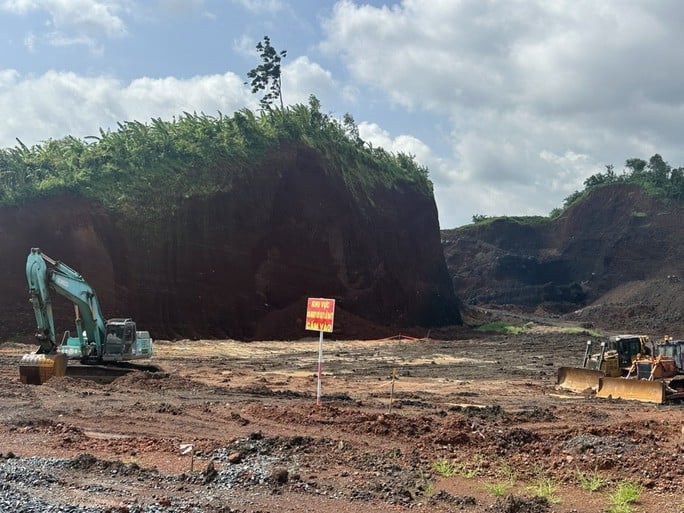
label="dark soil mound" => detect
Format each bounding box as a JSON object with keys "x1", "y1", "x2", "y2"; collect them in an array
[{"x1": 443, "y1": 184, "x2": 684, "y2": 333}]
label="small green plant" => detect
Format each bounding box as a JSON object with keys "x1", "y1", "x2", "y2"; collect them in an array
[
  {"x1": 527, "y1": 477, "x2": 562, "y2": 504},
  {"x1": 485, "y1": 463, "x2": 518, "y2": 495},
  {"x1": 432, "y1": 456, "x2": 481, "y2": 479},
  {"x1": 498, "y1": 464, "x2": 518, "y2": 483},
  {"x1": 432, "y1": 458, "x2": 457, "y2": 477},
  {"x1": 421, "y1": 480, "x2": 435, "y2": 498},
  {"x1": 607, "y1": 481, "x2": 642, "y2": 513},
  {"x1": 474, "y1": 321, "x2": 528, "y2": 334},
  {"x1": 454, "y1": 461, "x2": 480, "y2": 479},
  {"x1": 453, "y1": 455, "x2": 482, "y2": 478},
  {"x1": 484, "y1": 480, "x2": 513, "y2": 496},
  {"x1": 562, "y1": 327, "x2": 602, "y2": 337},
  {"x1": 575, "y1": 468, "x2": 605, "y2": 492}
]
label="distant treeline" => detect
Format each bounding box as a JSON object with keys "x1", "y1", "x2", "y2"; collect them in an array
[
  {"x1": 0, "y1": 97, "x2": 431, "y2": 212},
  {"x1": 468, "y1": 154, "x2": 683, "y2": 225},
  {"x1": 554, "y1": 154, "x2": 684, "y2": 217}
]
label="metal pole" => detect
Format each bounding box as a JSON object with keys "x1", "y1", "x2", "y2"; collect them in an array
[
  {"x1": 316, "y1": 330, "x2": 323, "y2": 405},
  {"x1": 388, "y1": 368, "x2": 396, "y2": 413}
]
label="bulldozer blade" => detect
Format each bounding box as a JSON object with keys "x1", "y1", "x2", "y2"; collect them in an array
[
  {"x1": 557, "y1": 367, "x2": 603, "y2": 393},
  {"x1": 596, "y1": 377, "x2": 665, "y2": 404},
  {"x1": 19, "y1": 353, "x2": 68, "y2": 385}
]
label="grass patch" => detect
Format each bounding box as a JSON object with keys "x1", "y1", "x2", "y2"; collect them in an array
[
  {"x1": 607, "y1": 481, "x2": 642, "y2": 513},
  {"x1": 484, "y1": 462, "x2": 519, "y2": 495},
  {"x1": 575, "y1": 468, "x2": 605, "y2": 492},
  {"x1": 453, "y1": 460, "x2": 481, "y2": 479},
  {"x1": 454, "y1": 455, "x2": 483, "y2": 479},
  {"x1": 467, "y1": 215, "x2": 551, "y2": 228},
  {"x1": 561, "y1": 327, "x2": 602, "y2": 338},
  {"x1": 420, "y1": 480, "x2": 436, "y2": 498},
  {"x1": 474, "y1": 321, "x2": 530, "y2": 334},
  {"x1": 484, "y1": 481, "x2": 513, "y2": 497},
  {"x1": 432, "y1": 458, "x2": 457, "y2": 477},
  {"x1": 431, "y1": 456, "x2": 482, "y2": 479},
  {"x1": 498, "y1": 464, "x2": 518, "y2": 483},
  {"x1": 527, "y1": 477, "x2": 562, "y2": 504}
]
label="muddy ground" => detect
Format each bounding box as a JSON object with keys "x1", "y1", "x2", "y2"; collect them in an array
[{"x1": 1, "y1": 325, "x2": 683, "y2": 513}]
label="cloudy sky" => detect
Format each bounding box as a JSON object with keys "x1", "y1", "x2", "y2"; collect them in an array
[{"x1": 1, "y1": 0, "x2": 682, "y2": 228}]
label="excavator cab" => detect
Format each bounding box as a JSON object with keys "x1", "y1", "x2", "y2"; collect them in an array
[{"x1": 104, "y1": 319, "x2": 136, "y2": 357}]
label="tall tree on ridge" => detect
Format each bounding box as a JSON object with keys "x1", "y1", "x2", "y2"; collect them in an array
[{"x1": 246, "y1": 36, "x2": 287, "y2": 110}]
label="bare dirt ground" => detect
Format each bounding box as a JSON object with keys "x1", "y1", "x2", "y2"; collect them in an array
[{"x1": 1, "y1": 325, "x2": 683, "y2": 513}]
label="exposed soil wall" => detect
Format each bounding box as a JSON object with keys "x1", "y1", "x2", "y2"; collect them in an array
[
  {"x1": 443, "y1": 184, "x2": 684, "y2": 332},
  {"x1": 0, "y1": 144, "x2": 460, "y2": 341}
]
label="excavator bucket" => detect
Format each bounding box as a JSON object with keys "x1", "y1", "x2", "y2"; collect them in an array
[
  {"x1": 19, "y1": 353, "x2": 68, "y2": 385},
  {"x1": 596, "y1": 377, "x2": 666, "y2": 404},
  {"x1": 557, "y1": 367, "x2": 604, "y2": 393}
]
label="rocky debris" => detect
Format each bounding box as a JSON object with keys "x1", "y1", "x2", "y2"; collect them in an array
[
  {"x1": 428, "y1": 490, "x2": 477, "y2": 507},
  {"x1": 513, "y1": 407, "x2": 557, "y2": 423},
  {"x1": 155, "y1": 402, "x2": 182, "y2": 415},
  {"x1": 488, "y1": 494, "x2": 550, "y2": 513},
  {"x1": 202, "y1": 461, "x2": 218, "y2": 484},
  {"x1": 495, "y1": 427, "x2": 539, "y2": 453},
  {"x1": 562, "y1": 434, "x2": 634, "y2": 456}
]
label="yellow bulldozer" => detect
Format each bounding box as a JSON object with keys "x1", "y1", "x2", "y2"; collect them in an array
[{"x1": 557, "y1": 335, "x2": 684, "y2": 404}]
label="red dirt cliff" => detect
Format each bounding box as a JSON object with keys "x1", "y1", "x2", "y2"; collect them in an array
[{"x1": 0, "y1": 144, "x2": 460, "y2": 341}]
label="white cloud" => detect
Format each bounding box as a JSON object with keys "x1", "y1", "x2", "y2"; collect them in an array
[
  {"x1": 281, "y1": 56, "x2": 339, "y2": 107},
  {"x1": 1, "y1": 0, "x2": 38, "y2": 14},
  {"x1": 0, "y1": 69, "x2": 19, "y2": 87},
  {"x1": 230, "y1": 0, "x2": 283, "y2": 14},
  {"x1": 233, "y1": 34, "x2": 256, "y2": 58},
  {"x1": 0, "y1": 70, "x2": 255, "y2": 148},
  {"x1": 23, "y1": 31, "x2": 36, "y2": 52},
  {"x1": 322, "y1": 0, "x2": 684, "y2": 226},
  {"x1": 49, "y1": 0, "x2": 126, "y2": 37},
  {"x1": 1, "y1": 0, "x2": 127, "y2": 46},
  {"x1": 359, "y1": 122, "x2": 432, "y2": 164}
]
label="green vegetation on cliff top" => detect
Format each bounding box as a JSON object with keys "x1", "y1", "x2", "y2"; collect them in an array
[
  {"x1": 0, "y1": 98, "x2": 431, "y2": 211},
  {"x1": 467, "y1": 154, "x2": 683, "y2": 229}
]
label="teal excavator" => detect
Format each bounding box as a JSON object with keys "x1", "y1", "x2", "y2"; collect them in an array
[{"x1": 20, "y1": 248, "x2": 153, "y2": 384}]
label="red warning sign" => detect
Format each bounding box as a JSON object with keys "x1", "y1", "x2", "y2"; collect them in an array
[{"x1": 305, "y1": 298, "x2": 335, "y2": 333}]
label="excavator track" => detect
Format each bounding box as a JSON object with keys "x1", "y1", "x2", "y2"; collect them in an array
[
  {"x1": 64, "y1": 361, "x2": 162, "y2": 384},
  {"x1": 19, "y1": 354, "x2": 161, "y2": 385}
]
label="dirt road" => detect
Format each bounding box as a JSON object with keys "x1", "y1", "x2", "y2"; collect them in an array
[{"x1": 1, "y1": 328, "x2": 682, "y2": 512}]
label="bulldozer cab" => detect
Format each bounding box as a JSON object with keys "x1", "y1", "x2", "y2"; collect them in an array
[{"x1": 608, "y1": 335, "x2": 651, "y2": 369}]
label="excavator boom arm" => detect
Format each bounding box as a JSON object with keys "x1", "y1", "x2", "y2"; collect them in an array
[{"x1": 25, "y1": 248, "x2": 107, "y2": 356}]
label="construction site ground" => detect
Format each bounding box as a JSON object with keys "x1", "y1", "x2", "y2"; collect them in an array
[{"x1": 1, "y1": 326, "x2": 683, "y2": 513}]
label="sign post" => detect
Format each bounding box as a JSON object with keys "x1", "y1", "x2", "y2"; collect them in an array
[{"x1": 305, "y1": 297, "x2": 335, "y2": 405}]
